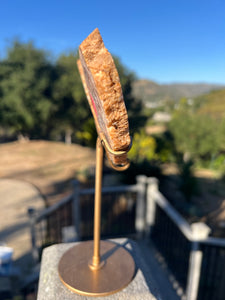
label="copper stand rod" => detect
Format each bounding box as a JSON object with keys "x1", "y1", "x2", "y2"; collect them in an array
[
  {"x1": 90, "y1": 137, "x2": 104, "y2": 270},
  {"x1": 89, "y1": 136, "x2": 131, "y2": 271}
]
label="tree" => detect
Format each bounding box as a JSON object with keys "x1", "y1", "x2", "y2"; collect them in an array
[
  {"x1": 0, "y1": 42, "x2": 147, "y2": 144},
  {"x1": 52, "y1": 52, "x2": 90, "y2": 143},
  {"x1": 0, "y1": 40, "x2": 55, "y2": 138},
  {"x1": 169, "y1": 111, "x2": 224, "y2": 162}
]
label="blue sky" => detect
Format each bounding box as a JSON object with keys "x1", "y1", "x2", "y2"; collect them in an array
[{"x1": 0, "y1": 0, "x2": 225, "y2": 84}]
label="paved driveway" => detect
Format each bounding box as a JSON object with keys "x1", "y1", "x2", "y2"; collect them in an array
[{"x1": 0, "y1": 179, "x2": 45, "y2": 275}]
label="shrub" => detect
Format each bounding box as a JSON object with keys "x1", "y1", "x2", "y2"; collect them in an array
[{"x1": 128, "y1": 131, "x2": 156, "y2": 163}]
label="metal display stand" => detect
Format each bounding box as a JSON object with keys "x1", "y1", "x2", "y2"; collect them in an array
[{"x1": 58, "y1": 135, "x2": 135, "y2": 297}]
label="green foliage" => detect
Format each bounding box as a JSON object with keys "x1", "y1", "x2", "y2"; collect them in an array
[
  {"x1": 154, "y1": 131, "x2": 177, "y2": 163},
  {"x1": 200, "y1": 154, "x2": 225, "y2": 172},
  {"x1": 0, "y1": 40, "x2": 55, "y2": 137},
  {"x1": 128, "y1": 131, "x2": 156, "y2": 163},
  {"x1": 118, "y1": 130, "x2": 161, "y2": 184},
  {"x1": 76, "y1": 118, "x2": 97, "y2": 148},
  {"x1": 169, "y1": 110, "x2": 224, "y2": 161},
  {"x1": 210, "y1": 154, "x2": 225, "y2": 171},
  {"x1": 51, "y1": 52, "x2": 90, "y2": 141},
  {"x1": 178, "y1": 160, "x2": 199, "y2": 202},
  {"x1": 0, "y1": 41, "x2": 144, "y2": 144}
]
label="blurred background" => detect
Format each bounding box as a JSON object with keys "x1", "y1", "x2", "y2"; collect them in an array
[{"x1": 0, "y1": 0, "x2": 225, "y2": 299}]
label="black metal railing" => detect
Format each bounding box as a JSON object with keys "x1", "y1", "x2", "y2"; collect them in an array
[
  {"x1": 79, "y1": 190, "x2": 137, "y2": 240},
  {"x1": 28, "y1": 193, "x2": 74, "y2": 261},
  {"x1": 197, "y1": 242, "x2": 225, "y2": 300},
  {"x1": 28, "y1": 182, "x2": 141, "y2": 263},
  {"x1": 151, "y1": 204, "x2": 191, "y2": 290},
  {"x1": 27, "y1": 176, "x2": 225, "y2": 300}
]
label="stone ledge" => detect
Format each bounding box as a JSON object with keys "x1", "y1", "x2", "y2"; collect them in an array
[{"x1": 37, "y1": 238, "x2": 160, "y2": 300}]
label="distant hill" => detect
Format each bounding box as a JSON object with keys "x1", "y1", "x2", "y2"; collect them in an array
[
  {"x1": 132, "y1": 79, "x2": 225, "y2": 105},
  {"x1": 196, "y1": 88, "x2": 225, "y2": 119}
]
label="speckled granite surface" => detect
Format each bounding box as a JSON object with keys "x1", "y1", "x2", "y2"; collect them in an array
[{"x1": 37, "y1": 238, "x2": 160, "y2": 300}]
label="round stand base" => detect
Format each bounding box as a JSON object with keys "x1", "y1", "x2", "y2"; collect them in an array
[{"x1": 58, "y1": 240, "x2": 135, "y2": 297}]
